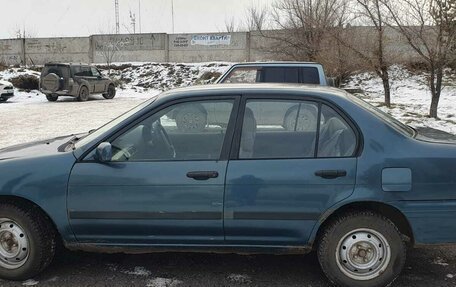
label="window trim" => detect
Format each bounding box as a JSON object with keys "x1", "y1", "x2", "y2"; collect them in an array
[
  {"x1": 229, "y1": 94, "x2": 363, "y2": 161},
  {"x1": 78, "y1": 95, "x2": 241, "y2": 163}
]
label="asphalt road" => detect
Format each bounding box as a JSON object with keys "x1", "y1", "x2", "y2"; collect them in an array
[{"x1": 0, "y1": 246, "x2": 455, "y2": 287}]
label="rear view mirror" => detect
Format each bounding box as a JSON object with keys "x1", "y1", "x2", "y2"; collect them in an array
[{"x1": 95, "y1": 142, "x2": 112, "y2": 162}]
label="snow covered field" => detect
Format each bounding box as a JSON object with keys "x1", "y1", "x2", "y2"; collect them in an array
[{"x1": 0, "y1": 63, "x2": 455, "y2": 149}]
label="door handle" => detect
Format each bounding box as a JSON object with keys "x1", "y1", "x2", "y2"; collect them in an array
[
  {"x1": 315, "y1": 170, "x2": 347, "y2": 179},
  {"x1": 186, "y1": 171, "x2": 219, "y2": 180}
]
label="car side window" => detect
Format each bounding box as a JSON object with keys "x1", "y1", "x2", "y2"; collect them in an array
[
  {"x1": 262, "y1": 67, "x2": 299, "y2": 83},
  {"x1": 317, "y1": 104, "x2": 356, "y2": 157},
  {"x1": 91, "y1": 67, "x2": 101, "y2": 77},
  {"x1": 223, "y1": 67, "x2": 260, "y2": 83},
  {"x1": 239, "y1": 99, "x2": 319, "y2": 159},
  {"x1": 110, "y1": 100, "x2": 234, "y2": 162}
]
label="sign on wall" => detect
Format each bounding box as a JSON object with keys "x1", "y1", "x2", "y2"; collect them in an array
[{"x1": 191, "y1": 35, "x2": 231, "y2": 46}]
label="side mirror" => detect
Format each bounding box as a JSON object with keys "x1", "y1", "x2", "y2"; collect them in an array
[{"x1": 95, "y1": 142, "x2": 112, "y2": 162}]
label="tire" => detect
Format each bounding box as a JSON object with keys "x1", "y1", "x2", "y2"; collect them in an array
[
  {"x1": 175, "y1": 104, "x2": 207, "y2": 132},
  {"x1": 102, "y1": 84, "x2": 116, "y2": 99},
  {"x1": 45, "y1": 94, "x2": 58, "y2": 102},
  {"x1": 317, "y1": 211, "x2": 406, "y2": 287},
  {"x1": 77, "y1": 86, "x2": 89, "y2": 102},
  {"x1": 0, "y1": 202, "x2": 56, "y2": 281}
]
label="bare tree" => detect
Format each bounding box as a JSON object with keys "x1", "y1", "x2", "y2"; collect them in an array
[
  {"x1": 245, "y1": 5, "x2": 269, "y2": 31},
  {"x1": 224, "y1": 16, "x2": 238, "y2": 33},
  {"x1": 264, "y1": 0, "x2": 351, "y2": 61},
  {"x1": 95, "y1": 36, "x2": 125, "y2": 71},
  {"x1": 330, "y1": 0, "x2": 393, "y2": 106},
  {"x1": 383, "y1": 0, "x2": 456, "y2": 118}
]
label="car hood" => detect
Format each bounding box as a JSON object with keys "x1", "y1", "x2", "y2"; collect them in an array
[
  {"x1": 0, "y1": 135, "x2": 76, "y2": 161},
  {"x1": 415, "y1": 127, "x2": 456, "y2": 144}
]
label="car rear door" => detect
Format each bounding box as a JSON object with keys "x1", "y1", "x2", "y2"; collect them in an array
[
  {"x1": 224, "y1": 95, "x2": 358, "y2": 246},
  {"x1": 68, "y1": 96, "x2": 239, "y2": 245}
]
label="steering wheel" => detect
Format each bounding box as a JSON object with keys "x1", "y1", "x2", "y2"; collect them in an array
[{"x1": 148, "y1": 121, "x2": 176, "y2": 159}]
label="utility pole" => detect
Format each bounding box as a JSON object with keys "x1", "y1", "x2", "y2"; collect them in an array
[
  {"x1": 138, "y1": 0, "x2": 142, "y2": 34},
  {"x1": 115, "y1": 0, "x2": 120, "y2": 34},
  {"x1": 130, "y1": 11, "x2": 136, "y2": 34},
  {"x1": 171, "y1": 0, "x2": 175, "y2": 33}
]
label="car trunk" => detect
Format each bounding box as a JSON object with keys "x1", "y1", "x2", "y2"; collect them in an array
[
  {"x1": 41, "y1": 65, "x2": 71, "y2": 91},
  {"x1": 415, "y1": 127, "x2": 456, "y2": 144}
]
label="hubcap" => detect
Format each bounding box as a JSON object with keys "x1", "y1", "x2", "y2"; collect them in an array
[
  {"x1": 0, "y1": 219, "x2": 29, "y2": 269},
  {"x1": 336, "y1": 229, "x2": 391, "y2": 281}
]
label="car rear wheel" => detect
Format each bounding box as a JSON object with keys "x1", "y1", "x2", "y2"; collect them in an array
[
  {"x1": 45, "y1": 94, "x2": 58, "y2": 102},
  {"x1": 77, "y1": 86, "x2": 89, "y2": 102},
  {"x1": 0, "y1": 203, "x2": 56, "y2": 281},
  {"x1": 317, "y1": 211, "x2": 406, "y2": 287},
  {"x1": 102, "y1": 84, "x2": 116, "y2": 99}
]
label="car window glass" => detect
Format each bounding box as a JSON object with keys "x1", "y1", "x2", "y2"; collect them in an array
[
  {"x1": 110, "y1": 100, "x2": 234, "y2": 162},
  {"x1": 91, "y1": 67, "x2": 101, "y2": 77},
  {"x1": 239, "y1": 99, "x2": 318, "y2": 159},
  {"x1": 301, "y1": 67, "x2": 320, "y2": 84},
  {"x1": 41, "y1": 65, "x2": 70, "y2": 78},
  {"x1": 317, "y1": 105, "x2": 356, "y2": 157},
  {"x1": 223, "y1": 67, "x2": 260, "y2": 83},
  {"x1": 262, "y1": 67, "x2": 299, "y2": 83}
]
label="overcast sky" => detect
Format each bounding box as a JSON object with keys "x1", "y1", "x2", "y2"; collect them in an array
[{"x1": 0, "y1": 0, "x2": 275, "y2": 39}]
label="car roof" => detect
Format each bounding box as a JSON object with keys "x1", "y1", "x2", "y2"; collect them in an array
[
  {"x1": 158, "y1": 83, "x2": 350, "y2": 102},
  {"x1": 228, "y1": 62, "x2": 321, "y2": 67},
  {"x1": 45, "y1": 63, "x2": 91, "y2": 67}
]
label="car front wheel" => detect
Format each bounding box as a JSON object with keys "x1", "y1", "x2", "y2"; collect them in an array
[
  {"x1": 317, "y1": 211, "x2": 406, "y2": 287},
  {"x1": 103, "y1": 84, "x2": 116, "y2": 99},
  {"x1": 0, "y1": 203, "x2": 56, "y2": 281}
]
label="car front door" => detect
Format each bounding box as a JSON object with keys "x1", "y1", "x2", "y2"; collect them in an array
[
  {"x1": 68, "y1": 96, "x2": 238, "y2": 245},
  {"x1": 224, "y1": 96, "x2": 358, "y2": 246},
  {"x1": 90, "y1": 67, "x2": 106, "y2": 93}
]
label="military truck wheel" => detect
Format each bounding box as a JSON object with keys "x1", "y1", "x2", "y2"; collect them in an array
[
  {"x1": 0, "y1": 202, "x2": 56, "y2": 281},
  {"x1": 103, "y1": 84, "x2": 116, "y2": 99},
  {"x1": 45, "y1": 94, "x2": 58, "y2": 102},
  {"x1": 77, "y1": 86, "x2": 89, "y2": 102}
]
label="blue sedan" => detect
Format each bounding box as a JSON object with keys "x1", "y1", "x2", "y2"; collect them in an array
[{"x1": 0, "y1": 84, "x2": 455, "y2": 287}]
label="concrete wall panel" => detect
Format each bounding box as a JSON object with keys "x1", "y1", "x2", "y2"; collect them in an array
[
  {"x1": 25, "y1": 37, "x2": 90, "y2": 65},
  {"x1": 0, "y1": 39, "x2": 23, "y2": 65}
]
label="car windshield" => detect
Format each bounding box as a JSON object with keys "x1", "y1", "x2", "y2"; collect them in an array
[
  {"x1": 74, "y1": 96, "x2": 158, "y2": 148},
  {"x1": 347, "y1": 94, "x2": 415, "y2": 137}
]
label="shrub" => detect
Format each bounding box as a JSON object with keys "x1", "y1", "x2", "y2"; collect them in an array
[
  {"x1": 194, "y1": 71, "x2": 222, "y2": 85},
  {"x1": 10, "y1": 75, "x2": 39, "y2": 90}
]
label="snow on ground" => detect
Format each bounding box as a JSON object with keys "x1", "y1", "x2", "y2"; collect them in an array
[
  {"x1": 0, "y1": 63, "x2": 455, "y2": 149},
  {"x1": 344, "y1": 65, "x2": 456, "y2": 135}
]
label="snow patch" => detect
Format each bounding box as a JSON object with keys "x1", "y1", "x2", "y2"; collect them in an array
[
  {"x1": 432, "y1": 257, "x2": 449, "y2": 266},
  {"x1": 447, "y1": 274, "x2": 454, "y2": 278},
  {"x1": 22, "y1": 279, "x2": 39, "y2": 286},
  {"x1": 146, "y1": 277, "x2": 183, "y2": 287},
  {"x1": 121, "y1": 266, "x2": 152, "y2": 277},
  {"x1": 227, "y1": 274, "x2": 252, "y2": 284}
]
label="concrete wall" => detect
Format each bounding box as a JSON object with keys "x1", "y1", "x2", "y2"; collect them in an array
[
  {"x1": 91, "y1": 33, "x2": 167, "y2": 63},
  {"x1": 168, "y1": 32, "x2": 248, "y2": 62},
  {"x1": 0, "y1": 28, "x2": 426, "y2": 66},
  {"x1": 25, "y1": 37, "x2": 90, "y2": 65},
  {"x1": 0, "y1": 39, "x2": 23, "y2": 65}
]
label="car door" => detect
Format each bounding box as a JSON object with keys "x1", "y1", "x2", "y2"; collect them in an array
[
  {"x1": 224, "y1": 96, "x2": 358, "y2": 246},
  {"x1": 90, "y1": 67, "x2": 106, "y2": 93},
  {"x1": 68, "y1": 96, "x2": 239, "y2": 245}
]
